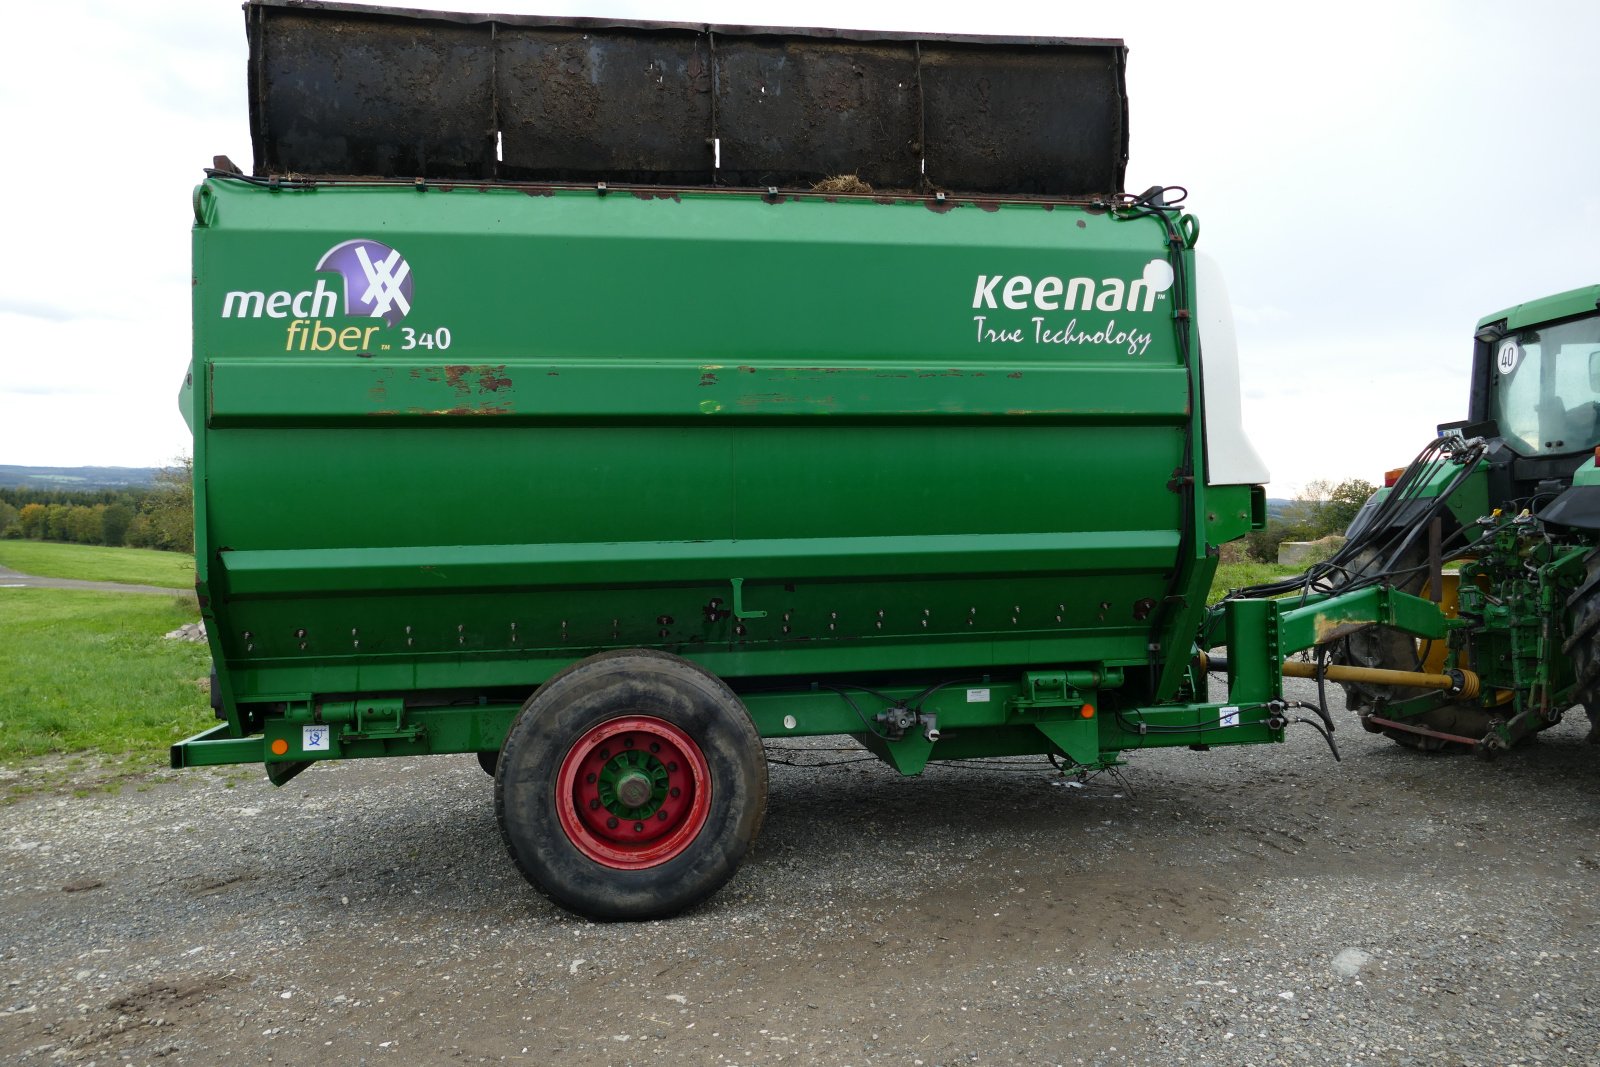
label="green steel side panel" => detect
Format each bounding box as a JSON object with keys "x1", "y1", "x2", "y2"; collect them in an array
[{"x1": 193, "y1": 179, "x2": 1208, "y2": 703}]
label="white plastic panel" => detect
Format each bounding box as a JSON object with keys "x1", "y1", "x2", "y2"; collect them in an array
[{"x1": 1195, "y1": 252, "x2": 1271, "y2": 486}]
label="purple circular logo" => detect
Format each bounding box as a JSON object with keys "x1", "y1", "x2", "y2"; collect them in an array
[{"x1": 315, "y1": 239, "x2": 413, "y2": 326}]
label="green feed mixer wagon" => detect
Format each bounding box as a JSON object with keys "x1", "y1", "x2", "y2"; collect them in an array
[{"x1": 174, "y1": 1, "x2": 1583, "y2": 920}]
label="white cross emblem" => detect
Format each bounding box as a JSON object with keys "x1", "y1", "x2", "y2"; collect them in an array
[{"x1": 354, "y1": 244, "x2": 412, "y2": 319}]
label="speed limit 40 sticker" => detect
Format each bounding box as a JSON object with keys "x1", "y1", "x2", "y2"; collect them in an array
[{"x1": 1497, "y1": 339, "x2": 1521, "y2": 375}]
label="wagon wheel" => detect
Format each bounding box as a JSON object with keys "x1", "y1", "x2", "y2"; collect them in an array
[{"x1": 495, "y1": 649, "x2": 767, "y2": 920}]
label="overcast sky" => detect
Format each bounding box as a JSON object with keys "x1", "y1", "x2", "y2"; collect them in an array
[{"x1": 2, "y1": 0, "x2": 1596, "y2": 494}]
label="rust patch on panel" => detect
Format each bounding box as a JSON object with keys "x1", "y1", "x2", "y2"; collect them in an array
[
  {"x1": 444, "y1": 365, "x2": 473, "y2": 396},
  {"x1": 477, "y1": 365, "x2": 513, "y2": 392}
]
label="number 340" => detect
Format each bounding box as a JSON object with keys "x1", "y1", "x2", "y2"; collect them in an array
[{"x1": 400, "y1": 326, "x2": 453, "y2": 350}]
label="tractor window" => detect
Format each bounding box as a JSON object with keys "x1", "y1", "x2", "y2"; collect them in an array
[{"x1": 1491, "y1": 314, "x2": 1600, "y2": 456}]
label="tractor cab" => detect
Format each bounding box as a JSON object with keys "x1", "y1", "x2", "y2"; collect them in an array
[{"x1": 1466, "y1": 286, "x2": 1600, "y2": 490}]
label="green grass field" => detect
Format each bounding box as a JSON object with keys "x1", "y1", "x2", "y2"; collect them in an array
[
  {"x1": 0, "y1": 588, "x2": 213, "y2": 767},
  {"x1": 0, "y1": 541, "x2": 193, "y2": 589},
  {"x1": 1209, "y1": 561, "x2": 1301, "y2": 604}
]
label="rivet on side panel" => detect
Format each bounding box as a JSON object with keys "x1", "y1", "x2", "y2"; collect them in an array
[
  {"x1": 299, "y1": 642, "x2": 307, "y2": 651},
  {"x1": 295, "y1": 628, "x2": 307, "y2": 638}
]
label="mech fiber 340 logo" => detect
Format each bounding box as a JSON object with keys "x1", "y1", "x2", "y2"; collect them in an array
[{"x1": 220, "y1": 238, "x2": 413, "y2": 353}]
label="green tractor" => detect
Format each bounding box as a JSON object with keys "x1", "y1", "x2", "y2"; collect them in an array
[{"x1": 1230, "y1": 287, "x2": 1600, "y2": 755}]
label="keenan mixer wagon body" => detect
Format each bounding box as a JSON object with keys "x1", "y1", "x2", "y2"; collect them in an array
[{"x1": 173, "y1": 1, "x2": 1467, "y2": 919}]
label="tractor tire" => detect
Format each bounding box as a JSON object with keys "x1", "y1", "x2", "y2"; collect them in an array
[
  {"x1": 1561, "y1": 555, "x2": 1600, "y2": 746},
  {"x1": 1333, "y1": 546, "x2": 1496, "y2": 753},
  {"x1": 476, "y1": 749, "x2": 498, "y2": 776},
  {"x1": 495, "y1": 648, "x2": 767, "y2": 921}
]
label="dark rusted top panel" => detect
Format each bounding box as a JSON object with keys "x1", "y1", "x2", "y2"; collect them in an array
[{"x1": 245, "y1": 0, "x2": 1128, "y2": 195}]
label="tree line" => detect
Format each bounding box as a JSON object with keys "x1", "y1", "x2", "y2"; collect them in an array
[
  {"x1": 0, "y1": 459, "x2": 193, "y2": 553},
  {"x1": 1244, "y1": 477, "x2": 1376, "y2": 562}
]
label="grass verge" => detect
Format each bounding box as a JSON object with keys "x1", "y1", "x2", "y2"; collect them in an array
[
  {"x1": 1209, "y1": 561, "x2": 1303, "y2": 604},
  {"x1": 0, "y1": 541, "x2": 194, "y2": 589},
  {"x1": 0, "y1": 589, "x2": 212, "y2": 779}
]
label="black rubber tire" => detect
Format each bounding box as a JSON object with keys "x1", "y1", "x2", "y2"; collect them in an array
[
  {"x1": 1333, "y1": 546, "x2": 1495, "y2": 752},
  {"x1": 476, "y1": 749, "x2": 499, "y2": 777},
  {"x1": 1562, "y1": 553, "x2": 1600, "y2": 745},
  {"x1": 495, "y1": 649, "x2": 767, "y2": 921}
]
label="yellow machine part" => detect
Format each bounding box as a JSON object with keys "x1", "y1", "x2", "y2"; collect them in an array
[{"x1": 1420, "y1": 568, "x2": 1512, "y2": 706}]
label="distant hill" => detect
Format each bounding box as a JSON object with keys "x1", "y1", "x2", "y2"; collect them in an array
[
  {"x1": 0, "y1": 465, "x2": 162, "y2": 490},
  {"x1": 1265, "y1": 497, "x2": 1293, "y2": 522}
]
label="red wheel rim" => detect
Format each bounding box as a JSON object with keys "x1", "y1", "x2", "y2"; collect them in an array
[{"x1": 554, "y1": 716, "x2": 712, "y2": 869}]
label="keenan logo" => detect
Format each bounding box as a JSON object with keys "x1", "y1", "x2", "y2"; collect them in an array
[{"x1": 971, "y1": 258, "x2": 1174, "y2": 313}]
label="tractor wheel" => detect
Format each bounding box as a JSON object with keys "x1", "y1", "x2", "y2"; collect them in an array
[
  {"x1": 1333, "y1": 547, "x2": 1496, "y2": 753},
  {"x1": 495, "y1": 649, "x2": 767, "y2": 920},
  {"x1": 476, "y1": 749, "x2": 499, "y2": 776},
  {"x1": 1561, "y1": 555, "x2": 1600, "y2": 746}
]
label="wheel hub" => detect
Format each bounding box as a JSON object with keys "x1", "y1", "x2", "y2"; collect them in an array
[{"x1": 613, "y1": 769, "x2": 654, "y2": 809}]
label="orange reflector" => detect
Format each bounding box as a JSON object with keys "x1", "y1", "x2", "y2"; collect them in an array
[
  {"x1": 270, "y1": 738, "x2": 289, "y2": 756},
  {"x1": 1593, "y1": 445, "x2": 1600, "y2": 467},
  {"x1": 1383, "y1": 467, "x2": 1405, "y2": 488},
  {"x1": 1080, "y1": 704, "x2": 1096, "y2": 719}
]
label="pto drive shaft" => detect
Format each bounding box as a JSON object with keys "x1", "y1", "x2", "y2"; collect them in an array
[{"x1": 1279, "y1": 660, "x2": 1481, "y2": 699}]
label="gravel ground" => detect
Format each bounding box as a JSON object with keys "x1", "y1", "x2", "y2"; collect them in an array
[{"x1": 3, "y1": 676, "x2": 1599, "y2": 1066}]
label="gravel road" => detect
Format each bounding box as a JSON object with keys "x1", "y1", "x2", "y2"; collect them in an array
[
  {"x1": 0, "y1": 566, "x2": 176, "y2": 596},
  {"x1": 3, "y1": 677, "x2": 1598, "y2": 1066}
]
